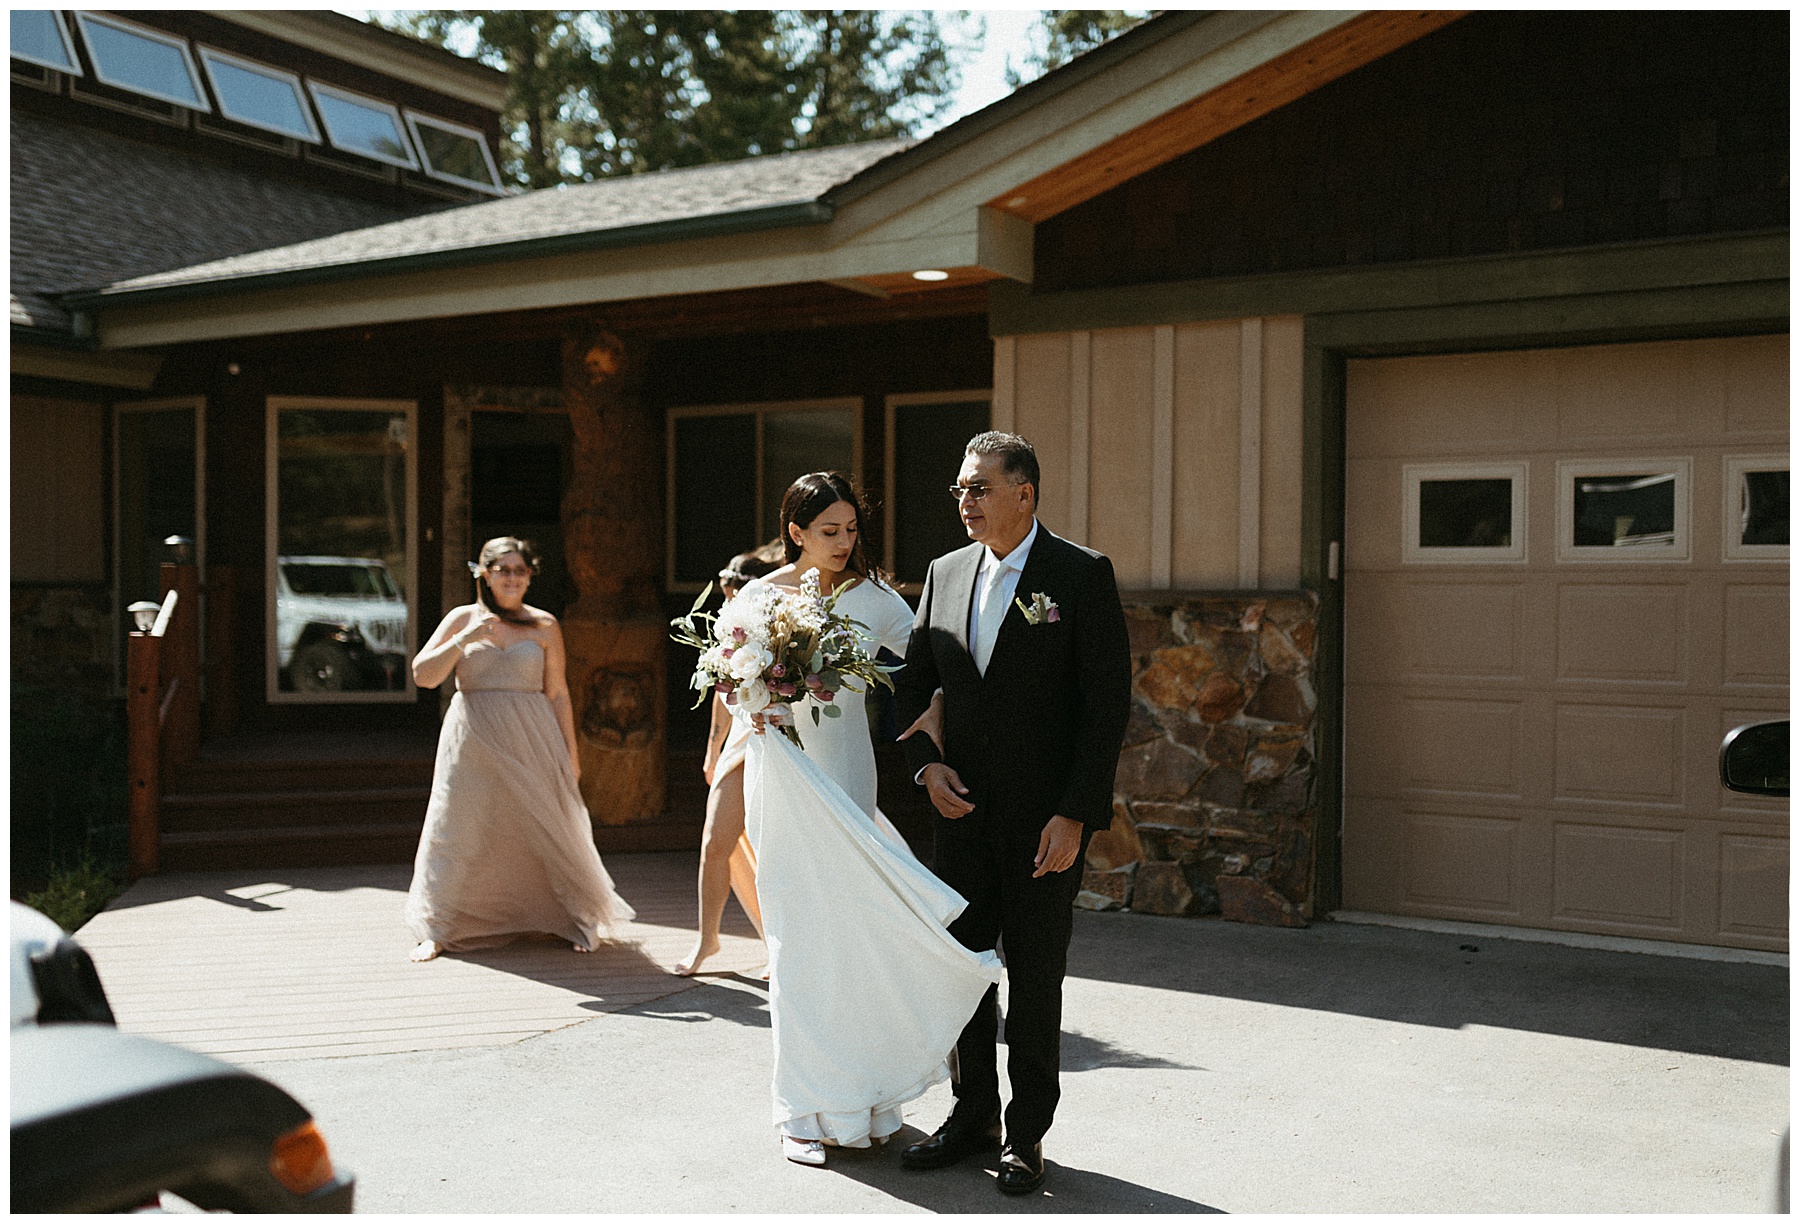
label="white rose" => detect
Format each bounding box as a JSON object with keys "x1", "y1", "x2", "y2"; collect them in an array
[
  {"x1": 728, "y1": 643, "x2": 772, "y2": 683},
  {"x1": 735, "y1": 678, "x2": 770, "y2": 713}
]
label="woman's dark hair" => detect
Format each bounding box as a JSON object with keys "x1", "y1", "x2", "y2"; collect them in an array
[
  {"x1": 718, "y1": 539, "x2": 782, "y2": 593},
  {"x1": 778, "y1": 471, "x2": 888, "y2": 584},
  {"x1": 472, "y1": 536, "x2": 540, "y2": 622}
]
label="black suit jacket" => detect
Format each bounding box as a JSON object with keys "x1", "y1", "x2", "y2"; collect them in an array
[{"x1": 896, "y1": 525, "x2": 1131, "y2": 835}]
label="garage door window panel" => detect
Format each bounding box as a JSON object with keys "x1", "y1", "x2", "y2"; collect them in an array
[
  {"x1": 1723, "y1": 457, "x2": 1788, "y2": 561},
  {"x1": 1402, "y1": 462, "x2": 1527, "y2": 564},
  {"x1": 1557, "y1": 458, "x2": 1691, "y2": 562}
]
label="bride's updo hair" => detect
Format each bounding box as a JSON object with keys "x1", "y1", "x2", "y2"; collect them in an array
[
  {"x1": 472, "y1": 535, "x2": 541, "y2": 622},
  {"x1": 778, "y1": 472, "x2": 889, "y2": 585}
]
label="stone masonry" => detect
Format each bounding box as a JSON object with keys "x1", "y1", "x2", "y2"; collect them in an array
[{"x1": 1082, "y1": 592, "x2": 1319, "y2": 927}]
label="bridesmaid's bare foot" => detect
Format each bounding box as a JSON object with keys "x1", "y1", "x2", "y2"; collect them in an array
[
  {"x1": 674, "y1": 937, "x2": 721, "y2": 976},
  {"x1": 410, "y1": 941, "x2": 441, "y2": 962},
  {"x1": 572, "y1": 942, "x2": 592, "y2": 953}
]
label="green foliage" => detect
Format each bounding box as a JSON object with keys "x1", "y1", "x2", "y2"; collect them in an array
[
  {"x1": 375, "y1": 10, "x2": 963, "y2": 188},
  {"x1": 23, "y1": 858, "x2": 125, "y2": 933},
  {"x1": 1005, "y1": 10, "x2": 1148, "y2": 89}
]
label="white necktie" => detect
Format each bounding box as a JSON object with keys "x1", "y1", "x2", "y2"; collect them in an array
[{"x1": 972, "y1": 559, "x2": 1008, "y2": 676}]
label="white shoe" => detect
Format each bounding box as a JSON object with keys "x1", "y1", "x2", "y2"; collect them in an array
[{"x1": 783, "y1": 1136, "x2": 827, "y2": 1166}]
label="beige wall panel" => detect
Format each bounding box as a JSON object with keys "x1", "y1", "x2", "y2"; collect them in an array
[
  {"x1": 1086, "y1": 327, "x2": 1158, "y2": 587},
  {"x1": 1553, "y1": 824, "x2": 1683, "y2": 927},
  {"x1": 1401, "y1": 581, "x2": 1526, "y2": 680},
  {"x1": 1551, "y1": 342, "x2": 1690, "y2": 442},
  {"x1": 1344, "y1": 350, "x2": 1539, "y2": 457},
  {"x1": 1403, "y1": 697, "x2": 1523, "y2": 795},
  {"x1": 1012, "y1": 332, "x2": 1073, "y2": 539},
  {"x1": 1404, "y1": 812, "x2": 1519, "y2": 910},
  {"x1": 1718, "y1": 333, "x2": 1790, "y2": 436},
  {"x1": 1343, "y1": 456, "x2": 1402, "y2": 570},
  {"x1": 1722, "y1": 584, "x2": 1789, "y2": 687},
  {"x1": 1170, "y1": 321, "x2": 1242, "y2": 589},
  {"x1": 12, "y1": 395, "x2": 105, "y2": 583},
  {"x1": 1718, "y1": 834, "x2": 1789, "y2": 936},
  {"x1": 1553, "y1": 705, "x2": 1685, "y2": 805},
  {"x1": 1258, "y1": 315, "x2": 1305, "y2": 587},
  {"x1": 1556, "y1": 584, "x2": 1689, "y2": 683}
]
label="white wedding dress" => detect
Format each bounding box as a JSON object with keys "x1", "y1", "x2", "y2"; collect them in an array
[{"x1": 738, "y1": 576, "x2": 1003, "y2": 1147}]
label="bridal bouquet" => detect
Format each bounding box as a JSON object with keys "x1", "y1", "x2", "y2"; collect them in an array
[{"x1": 670, "y1": 570, "x2": 900, "y2": 747}]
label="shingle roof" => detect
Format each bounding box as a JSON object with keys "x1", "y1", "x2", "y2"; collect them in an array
[
  {"x1": 94, "y1": 138, "x2": 911, "y2": 299},
  {"x1": 11, "y1": 112, "x2": 419, "y2": 332}
]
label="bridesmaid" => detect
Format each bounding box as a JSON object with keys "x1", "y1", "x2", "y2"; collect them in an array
[
  {"x1": 676, "y1": 542, "x2": 782, "y2": 977},
  {"x1": 405, "y1": 536, "x2": 635, "y2": 962}
]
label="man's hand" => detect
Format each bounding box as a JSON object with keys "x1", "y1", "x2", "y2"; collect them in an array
[
  {"x1": 1033, "y1": 814, "x2": 1084, "y2": 878},
  {"x1": 921, "y1": 762, "x2": 974, "y2": 818}
]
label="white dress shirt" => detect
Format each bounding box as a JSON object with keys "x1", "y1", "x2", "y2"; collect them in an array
[{"x1": 969, "y1": 517, "x2": 1039, "y2": 674}]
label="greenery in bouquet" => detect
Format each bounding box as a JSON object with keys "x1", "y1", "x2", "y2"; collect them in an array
[{"x1": 670, "y1": 570, "x2": 900, "y2": 747}]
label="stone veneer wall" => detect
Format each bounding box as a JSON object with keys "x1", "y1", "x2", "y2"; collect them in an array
[{"x1": 1082, "y1": 591, "x2": 1320, "y2": 927}]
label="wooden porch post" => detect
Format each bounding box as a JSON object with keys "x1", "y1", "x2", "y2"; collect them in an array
[
  {"x1": 126, "y1": 630, "x2": 161, "y2": 880},
  {"x1": 559, "y1": 323, "x2": 666, "y2": 825}
]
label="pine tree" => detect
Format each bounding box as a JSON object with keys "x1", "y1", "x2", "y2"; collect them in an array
[
  {"x1": 1005, "y1": 10, "x2": 1147, "y2": 89},
  {"x1": 374, "y1": 10, "x2": 962, "y2": 188}
]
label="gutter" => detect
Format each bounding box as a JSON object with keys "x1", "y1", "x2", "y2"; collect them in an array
[{"x1": 60, "y1": 199, "x2": 836, "y2": 314}]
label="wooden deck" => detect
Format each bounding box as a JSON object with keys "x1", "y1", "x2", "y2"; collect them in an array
[{"x1": 75, "y1": 852, "x2": 764, "y2": 1065}]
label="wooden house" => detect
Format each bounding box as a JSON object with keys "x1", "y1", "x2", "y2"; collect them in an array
[{"x1": 15, "y1": 10, "x2": 1787, "y2": 951}]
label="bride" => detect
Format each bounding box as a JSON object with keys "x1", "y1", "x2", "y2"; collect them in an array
[{"x1": 738, "y1": 472, "x2": 1002, "y2": 1167}]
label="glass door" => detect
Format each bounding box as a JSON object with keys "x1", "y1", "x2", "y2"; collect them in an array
[{"x1": 114, "y1": 398, "x2": 203, "y2": 684}]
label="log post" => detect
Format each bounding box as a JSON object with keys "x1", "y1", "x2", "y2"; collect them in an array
[
  {"x1": 126, "y1": 631, "x2": 161, "y2": 880},
  {"x1": 203, "y1": 565, "x2": 236, "y2": 742},
  {"x1": 560, "y1": 323, "x2": 666, "y2": 825},
  {"x1": 158, "y1": 562, "x2": 201, "y2": 768}
]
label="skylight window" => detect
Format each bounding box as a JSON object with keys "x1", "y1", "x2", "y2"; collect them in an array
[
  {"x1": 73, "y1": 12, "x2": 209, "y2": 110},
  {"x1": 404, "y1": 112, "x2": 503, "y2": 194},
  {"x1": 198, "y1": 47, "x2": 319, "y2": 142},
  {"x1": 11, "y1": 10, "x2": 82, "y2": 75},
  {"x1": 307, "y1": 81, "x2": 417, "y2": 168}
]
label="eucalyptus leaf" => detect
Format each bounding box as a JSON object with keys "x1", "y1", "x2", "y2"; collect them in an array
[{"x1": 822, "y1": 703, "x2": 842, "y2": 719}]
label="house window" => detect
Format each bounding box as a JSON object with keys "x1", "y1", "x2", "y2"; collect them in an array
[
  {"x1": 1402, "y1": 462, "x2": 1528, "y2": 564},
  {"x1": 307, "y1": 81, "x2": 418, "y2": 168},
  {"x1": 666, "y1": 399, "x2": 861, "y2": 591},
  {"x1": 405, "y1": 111, "x2": 503, "y2": 194},
  {"x1": 114, "y1": 398, "x2": 204, "y2": 689},
  {"x1": 266, "y1": 398, "x2": 418, "y2": 703},
  {"x1": 1723, "y1": 456, "x2": 1789, "y2": 561},
  {"x1": 11, "y1": 10, "x2": 81, "y2": 75},
  {"x1": 197, "y1": 47, "x2": 319, "y2": 142},
  {"x1": 72, "y1": 12, "x2": 209, "y2": 110},
  {"x1": 1556, "y1": 458, "x2": 1691, "y2": 563},
  {"x1": 885, "y1": 392, "x2": 992, "y2": 585}
]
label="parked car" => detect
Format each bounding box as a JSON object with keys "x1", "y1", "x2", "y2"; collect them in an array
[
  {"x1": 276, "y1": 554, "x2": 410, "y2": 692},
  {"x1": 1716, "y1": 718, "x2": 1788, "y2": 1216},
  {"x1": 10, "y1": 903, "x2": 354, "y2": 1212}
]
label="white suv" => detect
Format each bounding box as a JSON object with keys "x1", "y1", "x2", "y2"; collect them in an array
[{"x1": 275, "y1": 555, "x2": 410, "y2": 692}]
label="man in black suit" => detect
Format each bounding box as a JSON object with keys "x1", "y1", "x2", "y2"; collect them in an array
[{"x1": 895, "y1": 431, "x2": 1131, "y2": 1195}]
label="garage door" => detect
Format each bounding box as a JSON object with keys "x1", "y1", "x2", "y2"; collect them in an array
[{"x1": 1343, "y1": 335, "x2": 1788, "y2": 951}]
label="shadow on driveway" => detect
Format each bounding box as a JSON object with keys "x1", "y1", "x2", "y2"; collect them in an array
[{"x1": 1066, "y1": 910, "x2": 1788, "y2": 1066}]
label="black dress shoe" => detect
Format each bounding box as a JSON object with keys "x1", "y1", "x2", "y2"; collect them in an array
[
  {"x1": 900, "y1": 1116, "x2": 1003, "y2": 1169},
  {"x1": 996, "y1": 1142, "x2": 1045, "y2": 1195}
]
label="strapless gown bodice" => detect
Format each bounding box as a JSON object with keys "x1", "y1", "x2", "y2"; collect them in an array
[{"x1": 456, "y1": 639, "x2": 545, "y2": 692}]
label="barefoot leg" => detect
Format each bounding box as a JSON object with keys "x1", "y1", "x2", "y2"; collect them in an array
[{"x1": 675, "y1": 765, "x2": 746, "y2": 975}]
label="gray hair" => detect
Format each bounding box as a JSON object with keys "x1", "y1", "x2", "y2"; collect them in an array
[{"x1": 964, "y1": 431, "x2": 1040, "y2": 500}]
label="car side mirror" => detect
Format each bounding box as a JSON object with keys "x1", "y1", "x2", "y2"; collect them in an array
[{"x1": 1719, "y1": 720, "x2": 1789, "y2": 797}]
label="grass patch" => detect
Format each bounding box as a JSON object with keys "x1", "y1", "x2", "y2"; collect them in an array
[{"x1": 21, "y1": 857, "x2": 125, "y2": 933}]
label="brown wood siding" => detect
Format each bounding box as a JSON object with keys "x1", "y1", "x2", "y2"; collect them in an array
[{"x1": 1035, "y1": 11, "x2": 1789, "y2": 293}]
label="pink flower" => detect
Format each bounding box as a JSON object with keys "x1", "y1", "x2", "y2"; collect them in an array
[
  {"x1": 818, "y1": 689, "x2": 835, "y2": 702},
  {"x1": 770, "y1": 663, "x2": 786, "y2": 678},
  {"x1": 732, "y1": 627, "x2": 746, "y2": 644},
  {"x1": 1046, "y1": 606, "x2": 1061, "y2": 623},
  {"x1": 805, "y1": 673, "x2": 822, "y2": 689},
  {"x1": 776, "y1": 682, "x2": 796, "y2": 697},
  {"x1": 722, "y1": 647, "x2": 734, "y2": 658}
]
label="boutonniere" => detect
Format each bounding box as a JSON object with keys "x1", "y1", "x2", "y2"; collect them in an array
[{"x1": 1015, "y1": 592, "x2": 1060, "y2": 625}]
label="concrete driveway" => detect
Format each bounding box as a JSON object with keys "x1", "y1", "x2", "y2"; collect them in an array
[{"x1": 77, "y1": 853, "x2": 1787, "y2": 1213}]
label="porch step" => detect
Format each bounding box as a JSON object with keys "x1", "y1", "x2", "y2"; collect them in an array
[
  {"x1": 167, "y1": 758, "x2": 435, "y2": 795},
  {"x1": 158, "y1": 821, "x2": 425, "y2": 872},
  {"x1": 159, "y1": 785, "x2": 432, "y2": 832}
]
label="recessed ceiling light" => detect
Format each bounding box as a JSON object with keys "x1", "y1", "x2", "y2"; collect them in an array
[{"x1": 911, "y1": 269, "x2": 950, "y2": 282}]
